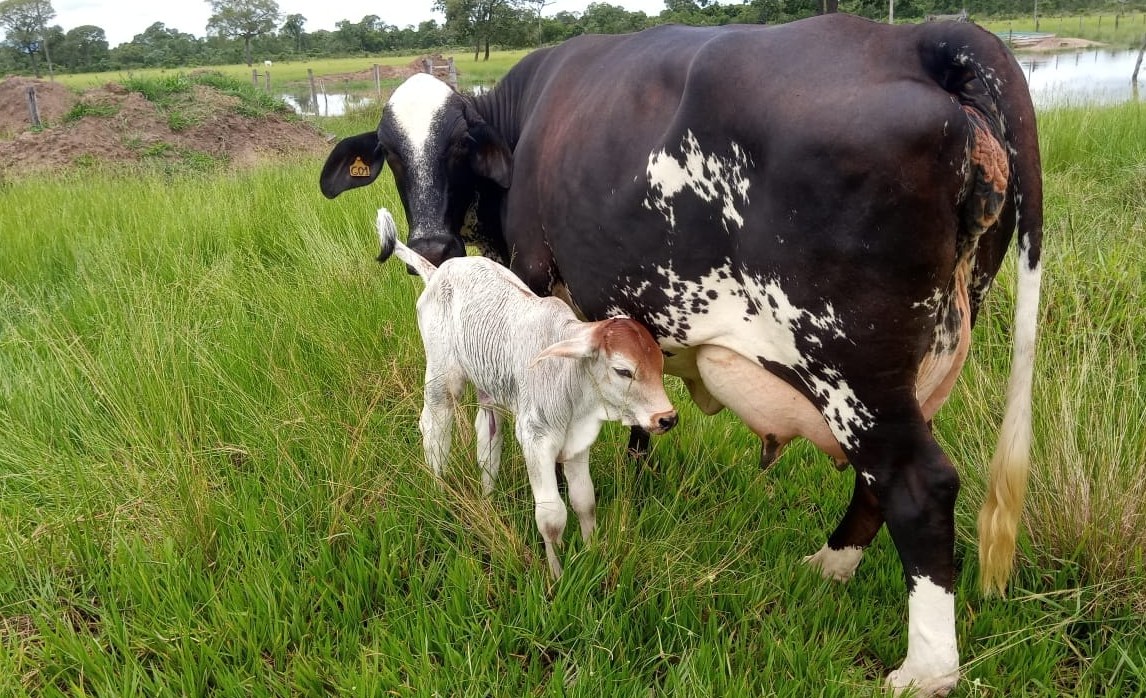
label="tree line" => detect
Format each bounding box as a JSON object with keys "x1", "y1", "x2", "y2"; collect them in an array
[{"x1": 1, "y1": 0, "x2": 1143, "y2": 76}]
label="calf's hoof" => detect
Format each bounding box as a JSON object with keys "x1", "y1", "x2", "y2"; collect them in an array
[{"x1": 885, "y1": 667, "x2": 958, "y2": 697}]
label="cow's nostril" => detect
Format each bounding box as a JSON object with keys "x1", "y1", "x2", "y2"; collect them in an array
[{"x1": 658, "y1": 413, "x2": 678, "y2": 431}]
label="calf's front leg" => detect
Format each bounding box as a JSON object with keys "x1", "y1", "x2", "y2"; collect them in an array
[
  {"x1": 518, "y1": 422, "x2": 566, "y2": 578},
  {"x1": 562, "y1": 449, "x2": 596, "y2": 543}
]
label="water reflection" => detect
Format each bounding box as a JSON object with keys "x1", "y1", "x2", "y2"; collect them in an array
[
  {"x1": 280, "y1": 88, "x2": 379, "y2": 117},
  {"x1": 280, "y1": 81, "x2": 496, "y2": 117},
  {"x1": 1019, "y1": 48, "x2": 1144, "y2": 108}
]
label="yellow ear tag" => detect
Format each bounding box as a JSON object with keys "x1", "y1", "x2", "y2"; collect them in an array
[{"x1": 349, "y1": 156, "x2": 371, "y2": 177}]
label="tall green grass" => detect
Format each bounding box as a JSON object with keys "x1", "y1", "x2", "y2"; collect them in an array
[{"x1": 1, "y1": 104, "x2": 1143, "y2": 695}]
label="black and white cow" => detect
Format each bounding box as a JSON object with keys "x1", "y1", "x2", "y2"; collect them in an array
[{"x1": 320, "y1": 14, "x2": 1042, "y2": 696}]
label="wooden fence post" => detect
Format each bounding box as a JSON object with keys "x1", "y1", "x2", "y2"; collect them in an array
[
  {"x1": 25, "y1": 86, "x2": 41, "y2": 127},
  {"x1": 308, "y1": 68, "x2": 318, "y2": 111},
  {"x1": 448, "y1": 57, "x2": 458, "y2": 90},
  {"x1": 252, "y1": 69, "x2": 258, "y2": 86},
  {"x1": 264, "y1": 70, "x2": 271, "y2": 91},
  {"x1": 374, "y1": 64, "x2": 381, "y2": 97}
]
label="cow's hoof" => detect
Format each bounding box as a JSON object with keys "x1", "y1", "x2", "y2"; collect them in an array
[
  {"x1": 885, "y1": 667, "x2": 958, "y2": 697},
  {"x1": 802, "y1": 544, "x2": 863, "y2": 583}
]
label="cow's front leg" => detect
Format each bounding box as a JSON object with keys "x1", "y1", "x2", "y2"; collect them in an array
[
  {"x1": 561, "y1": 449, "x2": 596, "y2": 543},
  {"x1": 804, "y1": 467, "x2": 883, "y2": 582},
  {"x1": 626, "y1": 427, "x2": 650, "y2": 461}
]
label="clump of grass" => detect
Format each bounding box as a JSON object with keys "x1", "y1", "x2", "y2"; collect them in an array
[
  {"x1": 62, "y1": 101, "x2": 119, "y2": 123},
  {"x1": 121, "y1": 71, "x2": 295, "y2": 122},
  {"x1": 191, "y1": 70, "x2": 296, "y2": 119}
]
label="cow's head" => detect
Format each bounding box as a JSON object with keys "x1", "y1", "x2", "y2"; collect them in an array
[{"x1": 319, "y1": 73, "x2": 512, "y2": 266}]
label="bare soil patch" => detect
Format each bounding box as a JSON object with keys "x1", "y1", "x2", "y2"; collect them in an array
[
  {"x1": 0, "y1": 75, "x2": 331, "y2": 178},
  {"x1": 1014, "y1": 36, "x2": 1107, "y2": 52},
  {"x1": 319, "y1": 53, "x2": 457, "y2": 83}
]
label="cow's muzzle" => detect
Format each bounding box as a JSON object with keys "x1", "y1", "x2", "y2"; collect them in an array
[{"x1": 408, "y1": 234, "x2": 465, "y2": 268}]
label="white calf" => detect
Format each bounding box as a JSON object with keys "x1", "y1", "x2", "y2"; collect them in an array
[{"x1": 377, "y1": 208, "x2": 678, "y2": 578}]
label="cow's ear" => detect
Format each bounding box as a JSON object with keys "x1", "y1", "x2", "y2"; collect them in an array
[
  {"x1": 463, "y1": 105, "x2": 512, "y2": 189},
  {"x1": 319, "y1": 132, "x2": 386, "y2": 199}
]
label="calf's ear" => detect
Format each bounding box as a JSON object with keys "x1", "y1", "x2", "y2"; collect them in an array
[
  {"x1": 529, "y1": 328, "x2": 599, "y2": 367},
  {"x1": 319, "y1": 132, "x2": 386, "y2": 199}
]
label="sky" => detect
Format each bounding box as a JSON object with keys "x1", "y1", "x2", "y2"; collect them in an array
[{"x1": 49, "y1": 1, "x2": 669, "y2": 48}]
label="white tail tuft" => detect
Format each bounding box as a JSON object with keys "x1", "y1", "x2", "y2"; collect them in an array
[
  {"x1": 376, "y1": 207, "x2": 437, "y2": 283},
  {"x1": 978, "y1": 240, "x2": 1042, "y2": 596}
]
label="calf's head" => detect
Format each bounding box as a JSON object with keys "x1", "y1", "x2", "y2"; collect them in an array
[
  {"x1": 319, "y1": 73, "x2": 512, "y2": 266},
  {"x1": 533, "y1": 318, "x2": 678, "y2": 435}
]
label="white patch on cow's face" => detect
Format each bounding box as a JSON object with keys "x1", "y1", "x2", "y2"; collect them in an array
[
  {"x1": 386, "y1": 74, "x2": 453, "y2": 216},
  {"x1": 644, "y1": 130, "x2": 752, "y2": 232},
  {"x1": 614, "y1": 262, "x2": 873, "y2": 449},
  {"x1": 861, "y1": 470, "x2": 876, "y2": 485},
  {"x1": 886, "y1": 575, "x2": 959, "y2": 695}
]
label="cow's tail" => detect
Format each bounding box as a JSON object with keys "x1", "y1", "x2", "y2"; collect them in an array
[
  {"x1": 933, "y1": 26, "x2": 1045, "y2": 596},
  {"x1": 376, "y1": 207, "x2": 437, "y2": 284},
  {"x1": 978, "y1": 225, "x2": 1042, "y2": 597}
]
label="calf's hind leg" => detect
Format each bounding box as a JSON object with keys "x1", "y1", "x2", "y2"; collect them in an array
[
  {"x1": 420, "y1": 364, "x2": 465, "y2": 478},
  {"x1": 475, "y1": 391, "x2": 504, "y2": 495}
]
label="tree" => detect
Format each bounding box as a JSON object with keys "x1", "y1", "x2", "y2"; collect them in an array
[
  {"x1": 0, "y1": 0, "x2": 55, "y2": 77},
  {"x1": 57, "y1": 24, "x2": 108, "y2": 72},
  {"x1": 281, "y1": 12, "x2": 305, "y2": 53},
  {"x1": 205, "y1": 0, "x2": 280, "y2": 67},
  {"x1": 436, "y1": 0, "x2": 526, "y2": 60}
]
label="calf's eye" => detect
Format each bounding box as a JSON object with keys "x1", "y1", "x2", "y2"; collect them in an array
[{"x1": 614, "y1": 368, "x2": 633, "y2": 379}]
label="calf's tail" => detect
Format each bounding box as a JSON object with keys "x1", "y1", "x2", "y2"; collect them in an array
[
  {"x1": 376, "y1": 207, "x2": 437, "y2": 284},
  {"x1": 926, "y1": 24, "x2": 1044, "y2": 596}
]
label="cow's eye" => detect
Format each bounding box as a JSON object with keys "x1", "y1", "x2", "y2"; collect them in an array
[{"x1": 614, "y1": 368, "x2": 633, "y2": 379}]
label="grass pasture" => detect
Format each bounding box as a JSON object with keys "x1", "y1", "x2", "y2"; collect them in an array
[
  {"x1": 52, "y1": 50, "x2": 531, "y2": 98},
  {"x1": 0, "y1": 99, "x2": 1143, "y2": 696}
]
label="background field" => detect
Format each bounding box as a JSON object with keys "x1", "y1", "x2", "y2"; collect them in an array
[{"x1": 1, "y1": 69, "x2": 1144, "y2": 696}]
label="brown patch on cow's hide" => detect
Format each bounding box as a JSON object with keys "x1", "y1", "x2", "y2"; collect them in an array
[{"x1": 961, "y1": 105, "x2": 1010, "y2": 231}]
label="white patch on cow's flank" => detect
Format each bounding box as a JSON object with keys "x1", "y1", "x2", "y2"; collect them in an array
[
  {"x1": 644, "y1": 130, "x2": 752, "y2": 232},
  {"x1": 861, "y1": 470, "x2": 875, "y2": 485},
  {"x1": 886, "y1": 575, "x2": 959, "y2": 695},
  {"x1": 619, "y1": 261, "x2": 874, "y2": 448}
]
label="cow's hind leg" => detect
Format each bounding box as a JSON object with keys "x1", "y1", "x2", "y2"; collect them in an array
[
  {"x1": 626, "y1": 427, "x2": 650, "y2": 461},
  {"x1": 846, "y1": 412, "x2": 961, "y2": 697},
  {"x1": 804, "y1": 468, "x2": 883, "y2": 582}
]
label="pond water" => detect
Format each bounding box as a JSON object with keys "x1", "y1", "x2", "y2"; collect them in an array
[
  {"x1": 1019, "y1": 48, "x2": 1144, "y2": 108},
  {"x1": 280, "y1": 90, "x2": 377, "y2": 118},
  {"x1": 282, "y1": 49, "x2": 1142, "y2": 117}
]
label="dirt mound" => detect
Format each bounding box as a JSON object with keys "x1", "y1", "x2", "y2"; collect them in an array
[
  {"x1": 0, "y1": 75, "x2": 75, "y2": 137},
  {"x1": 0, "y1": 76, "x2": 332, "y2": 178},
  {"x1": 321, "y1": 54, "x2": 458, "y2": 83}
]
